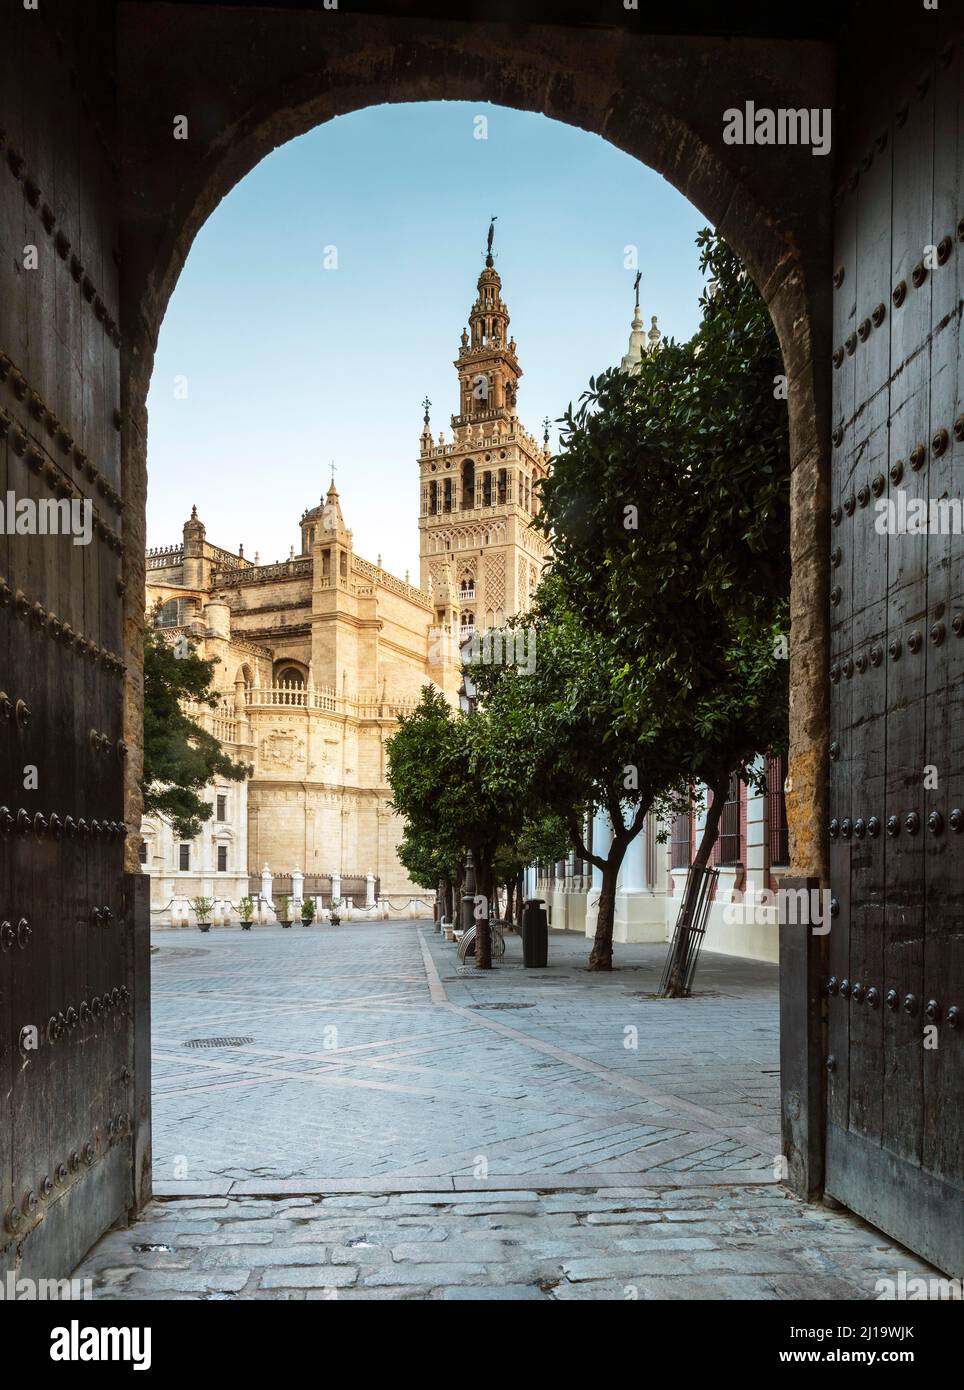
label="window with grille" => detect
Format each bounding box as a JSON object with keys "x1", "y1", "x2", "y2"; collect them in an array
[
  {"x1": 138, "y1": 841, "x2": 148, "y2": 865},
  {"x1": 179, "y1": 843, "x2": 190, "y2": 871},
  {"x1": 671, "y1": 811, "x2": 692, "y2": 869},
  {"x1": 766, "y1": 752, "x2": 790, "y2": 867},
  {"x1": 216, "y1": 793, "x2": 227, "y2": 822},
  {"x1": 716, "y1": 773, "x2": 743, "y2": 866},
  {"x1": 217, "y1": 844, "x2": 228, "y2": 872}
]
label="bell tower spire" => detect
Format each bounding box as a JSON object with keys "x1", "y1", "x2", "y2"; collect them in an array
[
  {"x1": 455, "y1": 217, "x2": 520, "y2": 424},
  {"x1": 417, "y1": 224, "x2": 551, "y2": 627}
]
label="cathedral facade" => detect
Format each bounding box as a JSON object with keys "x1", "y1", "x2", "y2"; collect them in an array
[{"x1": 141, "y1": 238, "x2": 550, "y2": 921}]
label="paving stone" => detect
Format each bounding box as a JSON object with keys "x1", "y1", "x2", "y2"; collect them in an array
[
  {"x1": 260, "y1": 1267, "x2": 357, "y2": 1289},
  {"x1": 319, "y1": 1196, "x2": 391, "y2": 1209},
  {"x1": 122, "y1": 1270, "x2": 251, "y2": 1293},
  {"x1": 769, "y1": 1274, "x2": 869, "y2": 1300},
  {"x1": 628, "y1": 1275, "x2": 780, "y2": 1300},
  {"x1": 684, "y1": 1249, "x2": 806, "y2": 1275},
  {"x1": 165, "y1": 1199, "x2": 231, "y2": 1210},
  {"x1": 614, "y1": 1236, "x2": 718, "y2": 1253},
  {"x1": 200, "y1": 1244, "x2": 330, "y2": 1268},
  {"x1": 663, "y1": 1209, "x2": 726, "y2": 1222},
  {"x1": 328, "y1": 1244, "x2": 396, "y2": 1265},
  {"x1": 549, "y1": 1279, "x2": 631, "y2": 1300},
  {"x1": 583, "y1": 1211, "x2": 662, "y2": 1225},
  {"x1": 288, "y1": 1228, "x2": 392, "y2": 1247},
  {"x1": 110, "y1": 1218, "x2": 223, "y2": 1236},
  {"x1": 308, "y1": 1287, "x2": 426, "y2": 1300},
  {"x1": 561, "y1": 1256, "x2": 699, "y2": 1281},
  {"x1": 390, "y1": 1240, "x2": 519, "y2": 1263},
  {"x1": 209, "y1": 1218, "x2": 308, "y2": 1235},
  {"x1": 451, "y1": 1204, "x2": 543, "y2": 1217},
  {"x1": 362, "y1": 1263, "x2": 488, "y2": 1287},
  {"x1": 441, "y1": 1284, "x2": 547, "y2": 1299},
  {"x1": 172, "y1": 1232, "x2": 277, "y2": 1247}
]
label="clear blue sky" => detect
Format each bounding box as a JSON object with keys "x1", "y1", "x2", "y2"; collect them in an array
[{"x1": 146, "y1": 101, "x2": 709, "y2": 580}]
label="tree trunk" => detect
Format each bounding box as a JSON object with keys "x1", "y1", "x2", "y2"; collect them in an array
[
  {"x1": 663, "y1": 774, "x2": 730, "y2": 997},
  {"x1": 503, "y1": 881, "x2": 514, "y2": 928},
  {"x1": 588, "y1": 851, "x2": 625, "y2": 971},
  {"x1": 574, "y1": 797, "x2": 652, "y2": 973}
]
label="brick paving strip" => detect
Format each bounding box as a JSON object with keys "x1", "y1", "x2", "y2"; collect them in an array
[
  {"x1": 69, "y1": 922, "x2": 944, "y2": 1297},
  {"x1": 144, "y1": 922, "x2": 783, "y2": 1187},
  {"x1": 417, "y1": 930, "x2": 778, "y2": 1157}
]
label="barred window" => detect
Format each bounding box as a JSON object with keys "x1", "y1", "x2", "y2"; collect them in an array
[
  {"x1": 178, "y1": 843, "x2": 190, "y2": 871},
  {"x1": 766, "y1": 752, "x2": 790, "y2": 867},
  {"x1": 217, "y1": 844, "x2": 228, "y2": 872},
  {"x1": 671, "y1": 810, "x2": 692, "y2": 869},
  {"x1": 216, "y1": 793, "x2": 227, "y2": 822},
  {"x1": 716, "y1": 773, "x2": 743, "y2": 866}
]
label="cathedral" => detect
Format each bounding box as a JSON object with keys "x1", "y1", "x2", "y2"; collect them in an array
[{"x1": 141, "y1": 233, "x2": 554, "y2": 920}]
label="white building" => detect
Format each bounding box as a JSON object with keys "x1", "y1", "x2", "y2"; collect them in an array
[{"x1": 535, "y1": 755, "x2": 789, "y2": 965}]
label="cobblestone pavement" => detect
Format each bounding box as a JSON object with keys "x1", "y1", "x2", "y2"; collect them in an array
[
  {"x1": 72, "y1": 922, "x2": 940, "y2": 1299},
  {"x1": 148, "y1": 921, "x2": 781, "y2": 1187},
  {"x1": 75, "y1": 1187, "x2": 938, "y2": 1301}
]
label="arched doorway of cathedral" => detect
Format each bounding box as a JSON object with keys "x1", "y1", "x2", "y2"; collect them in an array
[{"x1": 120, "y1": 24, "x2": 831, "y2": 1214}]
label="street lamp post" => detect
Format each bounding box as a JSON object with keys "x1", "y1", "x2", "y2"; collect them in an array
[{"x1": 461, "y1": 849, "x2": 477, "y2": 937}]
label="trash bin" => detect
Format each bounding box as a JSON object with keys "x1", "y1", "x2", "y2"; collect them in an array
[{"x1": 521, "y1": 898, "x2": 548, "y2": 968}]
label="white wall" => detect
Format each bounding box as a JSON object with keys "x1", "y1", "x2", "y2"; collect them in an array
[{"x1": 532, "y1": 767, "x2": 781, "y2": 965}]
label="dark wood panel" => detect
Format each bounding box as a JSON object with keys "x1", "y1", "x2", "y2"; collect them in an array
[
  {"x1": 829, "y1": 33, "x2": 964, "y2": 1275},
  {"x1": 0, "y1": 5, "x2": 130, "y2": 1279},
  {"x1": 922, "y1": 39, "x2": 964, "y2": 1192},
  {"x1": 828, "y1": 183, "x2": 857, "y2": 1134},
  {"x1": 847, "y1": 131, "x2": 891, "y2": 1143},
  {"x1": 881, "y1": 77, "x2": 933, "y2": 1170}
]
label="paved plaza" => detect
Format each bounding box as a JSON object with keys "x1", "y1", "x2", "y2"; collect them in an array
[{"x1": 72, "y1": 922, "x2": 938, "y2": 1298}]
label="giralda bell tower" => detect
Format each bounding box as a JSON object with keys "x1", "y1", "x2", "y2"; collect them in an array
[{"x1": 417, "y1": 221, "x2": 551, "y2": 638}]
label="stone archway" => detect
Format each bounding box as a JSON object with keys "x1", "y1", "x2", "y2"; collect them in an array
[
  {"x1": 117, "y1": 10, "x2": 833, "y2": 902},
  {"x1": 12, "y1": 0, "x2": 964, "y2": 1288}
]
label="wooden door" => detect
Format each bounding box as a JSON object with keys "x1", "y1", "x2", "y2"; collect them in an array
[{"x1": 827, "y1": 33, "x2": 964, "y2": 1275}]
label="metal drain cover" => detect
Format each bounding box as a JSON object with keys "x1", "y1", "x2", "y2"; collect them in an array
[{"x1": 184, "y1": 1036, "x2": 254, "y2": 1048}]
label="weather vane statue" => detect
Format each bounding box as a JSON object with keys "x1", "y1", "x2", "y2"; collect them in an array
[
  {"x1": 633, "y1": 270, "x2": 641, "y2": 308},
  {"x1": 485, "y1": 215, "x2": 498, "y2": 266}
]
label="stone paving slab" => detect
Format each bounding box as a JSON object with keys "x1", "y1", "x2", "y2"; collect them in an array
[{"x1": 72, "y1": 1185, "x2": 940, "y2": 1301}]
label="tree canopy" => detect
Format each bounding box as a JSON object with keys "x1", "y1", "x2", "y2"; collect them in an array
[
  {"x1": 142, "y1": 625, "x2": 249, "y2": 840},
  {"x1": 536, "y1": 229, "x2": 790, "y2": 722}
]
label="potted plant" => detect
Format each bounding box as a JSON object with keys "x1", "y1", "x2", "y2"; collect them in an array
[
  {"x1": 329, "y1": 896, "x2": 341, "y2": 926},
  {"x1": 239, "y1": 895, "x2": 254, "y2": 931},
  {"x1": 300, "y1": 896, "x2": 316, "y2": 927},
  {"x1": 277, "y1": 894, "x2": 293, "y2": 928},
  {"x1": 191, "y1": 896, "x2": 213, "y2": 933}
]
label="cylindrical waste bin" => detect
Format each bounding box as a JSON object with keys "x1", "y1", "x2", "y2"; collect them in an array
[{"x1": 521, "y1": 898, "x2": 548, "y2": 968}]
